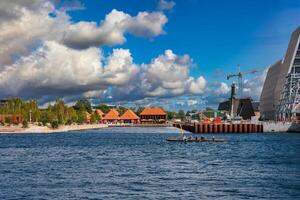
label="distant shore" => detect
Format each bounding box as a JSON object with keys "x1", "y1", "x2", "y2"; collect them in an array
[{"x1": 0, "y1": 124, "x2": 108, "y2": 134}]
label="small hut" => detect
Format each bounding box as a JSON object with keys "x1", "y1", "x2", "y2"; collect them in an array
[
  {"x1": 102, "y1": 109, "x2": 120, "y2": 124},
  {"x1": 120, "y1": 109, "x2": 140, "y2": 124}
]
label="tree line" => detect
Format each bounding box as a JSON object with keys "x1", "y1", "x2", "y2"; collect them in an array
[
  {"x1": 0, "y1": 98, "x2": 101, "y2": 128},
  {"x1": 0, "y1": 98, "x2": 201, "y2": 128}
]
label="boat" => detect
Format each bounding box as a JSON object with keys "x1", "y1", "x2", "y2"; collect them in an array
[
  {"x1": 166, "y1": 138, "x2": 225, "y2": 142},
  {"x1": 166, "y1": 123, "x2": 226, "y2": 142}
]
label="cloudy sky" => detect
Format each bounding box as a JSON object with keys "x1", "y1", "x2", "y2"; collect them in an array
[{"x1": 0, "y1": 0, "x2": 299, "y2": 110}]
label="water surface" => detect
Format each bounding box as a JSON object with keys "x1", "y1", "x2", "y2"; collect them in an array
[{"x1": 0, "y1": 127, "x2": 299, "y2": 199}]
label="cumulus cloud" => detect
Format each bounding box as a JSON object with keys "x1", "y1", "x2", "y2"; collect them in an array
[
  {"x1": 141, "y1": 50, "x2": 206, "y2": 97},
  {"x1": 0, "y1": 40, "x2": 207, "y2": 104},
  {"x1": 158, "y1": 0, "x2": 176, "y2": 11},
  {"x1": 0, "y1": 41, "x2": 139, "y2": 103},
  {"x1": 0, "y1": 0, "x2": 209, "y2": 105},
  {"x1": 62, "y1": 10, "x2": 167, "y2": 49},
  {"x1": 0, "y1": 1, "x2": 167, "y2": 65}
]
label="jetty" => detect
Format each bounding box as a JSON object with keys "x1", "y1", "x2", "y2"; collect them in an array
[{"x1": 173, "y1": 122, "x2": 263, "y2": 133}]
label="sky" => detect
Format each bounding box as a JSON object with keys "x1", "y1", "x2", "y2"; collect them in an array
[{"x1": 0, "y1": 0, "x2": 299, "y2": 111}]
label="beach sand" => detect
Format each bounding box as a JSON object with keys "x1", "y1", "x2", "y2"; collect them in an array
[{"x1": 0, "y1": 124, "x2": 108, "y2": 134}]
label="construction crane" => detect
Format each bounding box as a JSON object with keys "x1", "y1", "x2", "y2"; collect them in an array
[{"x1": 226, "y1": 66, "x2": 262, "y2": 98}]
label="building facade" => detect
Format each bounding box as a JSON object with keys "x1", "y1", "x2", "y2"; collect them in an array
[
  {"x1": 260, "y1": 27, "x2": 300, "y2": 121},
  {"x1": 139, "y1": 108, "x2": 167, "y2": 124}
]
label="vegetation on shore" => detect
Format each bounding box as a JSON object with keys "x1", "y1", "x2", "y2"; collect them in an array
[
  {"x1": 0, "y1": 98, "x2": 207, "y2": 128},
  {"x1": 0, "y1": 98, "x2": 99, "y2": 128}
]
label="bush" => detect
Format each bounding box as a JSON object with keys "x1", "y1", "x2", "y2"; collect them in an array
[
  {"x1": 65, "y1": 119, "x2": 73, "y2": 125},
  {"x1": 51, "y1": 120, "x2": 59, "y2": 129},
  {"x1": 22, "y1": 120, "x2": 28, "y2": 128},
  {"x1": 5, "y1": 117, "x2": 12, "y2": 124}
]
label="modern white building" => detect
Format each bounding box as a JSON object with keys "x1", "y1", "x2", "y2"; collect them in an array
[{"x1": 260, "y1": 27, "x2": 300, "y2": 121}]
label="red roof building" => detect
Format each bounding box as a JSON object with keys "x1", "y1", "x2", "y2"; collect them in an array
[
  {"x1": 140, "y1": 108, "x2": 167, "y2": 124},
  {"x1": 102, "y1": 109, "x2": 120, "y2": 123},
  {"x1": 120, "y1": 109, "x2": 140, "y2": 124},
  {"x1": 96, "y1": 109, "x2": 104, "y2": 118}
]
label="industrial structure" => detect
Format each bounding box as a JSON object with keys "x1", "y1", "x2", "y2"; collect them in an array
[
  {"x1": 218, "y1": 83, "x2": 256, "y2": 120},
  {"x1": 260, "y1": 27, "x2": 300, "y2": 121}
]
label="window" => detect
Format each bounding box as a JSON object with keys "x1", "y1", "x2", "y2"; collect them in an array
[
  {"x1": 294, "y1": 58, "x2": 300, "y2": 65},
  {"x1": 295, "y1": 67, "x2": 300, "y2": 73}
]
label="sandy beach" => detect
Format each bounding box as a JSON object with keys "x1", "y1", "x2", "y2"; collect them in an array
[{"x1": 0, "y1": 124, "x2": 108, "y2": 134}]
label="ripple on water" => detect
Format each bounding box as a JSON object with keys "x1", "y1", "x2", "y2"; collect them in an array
[{"x1": 0, "y1": 128, "x2": 299, "y2": 199}]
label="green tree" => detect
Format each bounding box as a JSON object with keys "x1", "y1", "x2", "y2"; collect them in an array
[
  {"x1": 96, "y1": 104, "x2": 110, "y2": 113},
  {"x1": 167, "y1": 111, "x2": 178, "y2": 120},
  {"x1": 22, "y1": 120, "x2": 28, "y2": 128},
  {"x1": 51, "y1": 120, "x2": 59, "y2": 129},
  {"x1": 117, "y1": 106, "x2": 127, "y2": 115},
  {"x1": 40, "y1": 111, "x2": 50, "y2": 126},
  {"x1": 66, "y1": 107, "x2": 78, "y2": 124},
  {"x1": 90, "y1": 111, "x2": 100, "y2": 124},
  {"x1": 76, "y1": 111, "x2": 86, "y2": 124},
  {"x1": 178, "y1": 110, "x2": 186, "y2": 120},
  {"x1": 52, "y1": 99, "x2": 67, "y2": 124},
  {"x1": 135, "y1": 107, "x2": 145, "y2": 115},
  {"x1": 74, "y1": 99, "x2": 92, "y2": 113}
]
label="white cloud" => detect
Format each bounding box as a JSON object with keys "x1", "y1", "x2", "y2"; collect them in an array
[
  {"x1": 125, "y1": 11, "x2": 168, "y2": 37},
  {"x1": 189, "y1": 76, "x2": 207, "y2": 94},
  {"x1": 158, "y1": 0, "x2": 176, "y2": 11},
  {"x1": 0, "y1": 0, "x2": 210, "y2": 105},
  {"x1": 61, "y1": 9, "x2": 168, "y2": 49},
  {"x1": 215, "y1": 82, "x2": 231, "y2": 95},
  {"x1": 0, "y1": 1, "x2": 168, "y2": 66},
  {"x1": 141, "y1": 50, "x2": 207, "y2": 97},
  {"x1": 0, "y1": 41, "x2": 139, "y2": 102}
]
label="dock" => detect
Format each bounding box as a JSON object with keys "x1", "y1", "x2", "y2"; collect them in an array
[{"x1": 173, "y1": 122, "x2": 263, "y2": 133}]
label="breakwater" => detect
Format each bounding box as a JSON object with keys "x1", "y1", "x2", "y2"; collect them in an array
[{"x1": 173, "y1": 123, "x2": 264, "y2": 133}]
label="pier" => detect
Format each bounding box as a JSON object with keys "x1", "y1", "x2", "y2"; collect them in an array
[{"x1": 173, "y1": 122, "x2": 263, "y2": 133}]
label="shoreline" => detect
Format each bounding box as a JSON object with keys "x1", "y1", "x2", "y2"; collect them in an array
[{"x1": 0, "y1": 124, "x2": 108, "y2": 134}]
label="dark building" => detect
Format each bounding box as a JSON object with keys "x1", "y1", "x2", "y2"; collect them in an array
[{"x1": 218, "y1": 98, "x2": 256, "y2": 120}]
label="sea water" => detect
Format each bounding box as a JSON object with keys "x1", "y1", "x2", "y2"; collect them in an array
[{"x1": 0, "y1": 127, "x2": 299, "y2": 199}]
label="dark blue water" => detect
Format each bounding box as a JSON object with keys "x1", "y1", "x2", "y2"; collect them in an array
[{"x1": 0, "y1": 127, "x2": 299, "y2": 200}]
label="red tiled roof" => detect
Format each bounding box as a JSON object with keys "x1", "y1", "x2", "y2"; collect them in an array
[
  {"x1": 140, "y1": 108, "x2": 167, "y2": 115},
  {"x1": 96, "y1": 109, "x2": 104, "y2": 116},
  {"x1": 103, "y1": 109, "x2": 120, "y2": 120},
  {"x1": 120, "y1": 109, "x2": 139, "y2": 120}
]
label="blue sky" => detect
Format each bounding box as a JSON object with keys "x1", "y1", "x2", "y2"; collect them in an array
[
  {"x1": 68, "y1": 0, "x2": 300, "y2": 81},
  {"x1": 0, "y1": 0, "x2": 299, "y2": 110}
]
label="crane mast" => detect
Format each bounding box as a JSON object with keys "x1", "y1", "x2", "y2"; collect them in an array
[{"x1": 226, "y1": 67, "x2": 260, "y2": 98}]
